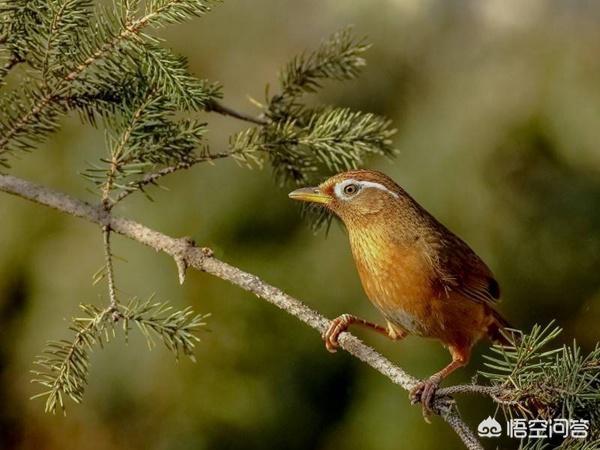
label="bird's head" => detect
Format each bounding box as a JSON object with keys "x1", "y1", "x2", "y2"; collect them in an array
[{"x1": 288, "y1": 170, "x2": 405, "y2": 224}]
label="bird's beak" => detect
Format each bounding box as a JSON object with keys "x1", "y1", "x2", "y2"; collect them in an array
[{"x1": 288, "y1": 186, "x2": 330, "y2": 204}]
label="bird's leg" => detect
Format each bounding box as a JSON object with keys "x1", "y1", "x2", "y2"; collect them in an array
[
  {"x1": 324, "y1": 314, "x2": 405, "y2": 353},
  {"x1": 410, "y1": 345, "x2": 470, "y2": 418}
]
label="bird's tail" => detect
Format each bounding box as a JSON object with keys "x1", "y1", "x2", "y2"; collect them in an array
[{"x1": 486, "y1": 309, "x2": 516, "y2": 346}]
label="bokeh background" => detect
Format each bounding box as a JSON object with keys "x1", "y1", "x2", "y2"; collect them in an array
[{"x1": 1, "y1": 1, "x2": 600, "y2": 449}]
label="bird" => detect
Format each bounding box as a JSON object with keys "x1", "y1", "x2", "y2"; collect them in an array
[{"x1": 288, "y1": 169, "x2": 510, "y2": 415}]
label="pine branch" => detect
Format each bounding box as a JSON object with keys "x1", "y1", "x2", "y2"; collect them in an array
[
  {"x1": 142, "y1": 44, "x2": 221, "y2": 111},
  {"x1": 264, "y1": 27, "x2": 370, "y2": 128},
  {"x1": 98, "y1": 89, "x2": 158, "y2": 208},
  {"x1": 0, "y1": 90, "x2": 60, "y2": 162},
  {"x1": 273, "y1": 27, "x2": 369, "y2": 106},
  {"x1": 31, "y1": 304, "x2": 113, "y2": 414},
  {"x1": 230, "y1": 107, "x2": 396, "y2": 185},
  {"x1": 211, "y1": 28, "x2": 397, "y2": 203},
  {"x1": 480, "y1": 324, "x2": 600, "y2": 424},
  {"x1": 0, "y1": 0, "x2": 220, "y2": 162},
  {"x1": 39, "y1": 0, "x2": 93, "y2": 84},
  {"x1": 0, "y1": 0, "x2": 46, "y2": 69},
  {"x1": 85, "y1": 87, "x2": 208, "y2": 204},
  {"x1": 121, "y1": 297, "x2": 207, "y2": 361},
  {"x1": 65, "y1": 0, "x2": 215, "y2": 83},
  {"x1": 114, "y1": 149, "x2": 232, "y2": 203},
  {"x1": 30, "y1": 299, "x2": 207, "y2": 414},
  {"x1": 102, "y1": 226, "x2": 119, "y2": 310},
  {"x1": 206, "y1": 99, "x2": 269, "y2": 126}
]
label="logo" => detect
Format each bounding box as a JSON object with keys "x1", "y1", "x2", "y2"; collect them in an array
[
  {"x1": 477, "y1": 417, "x2": 590, "y2": 439},
  {"x1": 478, "y1": 416, "x2": 502, "y2": 438}
]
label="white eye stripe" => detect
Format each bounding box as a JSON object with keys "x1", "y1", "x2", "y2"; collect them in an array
[
  {"x1": 358, "y1": 181, "x2": 399, "y2": 198},
  {"x1": 334, "y1": 179, "x2": 399, "y2": 199}
]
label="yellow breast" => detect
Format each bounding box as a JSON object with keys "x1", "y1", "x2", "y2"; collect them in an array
[{"x1": 348, "y1": 227, "x2": 436, "y2": 336}]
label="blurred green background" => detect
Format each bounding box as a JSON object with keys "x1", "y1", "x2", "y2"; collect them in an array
[{"x1": 1, "y1": 1, "x2": 600, "y2": 449}]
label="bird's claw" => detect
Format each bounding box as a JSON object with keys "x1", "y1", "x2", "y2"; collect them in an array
[
  {"x1": 409, "y1": 376, "x2": 442, "y2": 422},
  {"x1": 323, "y1": 314, "x2": 352, "y2": 353}
]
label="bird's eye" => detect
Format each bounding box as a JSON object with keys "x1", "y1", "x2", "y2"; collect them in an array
[{"x1": 343, "y1": 183, "x2": 359, "y2": 196}]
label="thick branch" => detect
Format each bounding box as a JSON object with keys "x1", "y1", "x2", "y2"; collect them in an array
[{"x1": 0, "y1": 173, "x2": 483, "y2": 450}]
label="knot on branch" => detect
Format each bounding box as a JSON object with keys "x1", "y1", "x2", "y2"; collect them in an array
[
  {"x1": 173, "y1": 237, "x2": 214, "y2": 284},
  {"x1": 431, "y1": 395, "x2": 457, "y2": 417},
  {"x1": 411, "y1": 387, "x2": 456, "y2": 424},
  {"x1": 200, "y1": 246, "x2": 214, "y2": 258},
  {"x1": 109, "y1": 305, "x2": 123, "y2": 322},
  {"x1": 174, "y1": 236, "x2": 195, "y2": 284},
  {"x1": 99, "y1": 209, "x2": 112, "y2": 228}
]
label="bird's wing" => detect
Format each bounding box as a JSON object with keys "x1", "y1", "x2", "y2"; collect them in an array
[{"x1": 423, "y1": 229, "x2": 501, "y2": 305}]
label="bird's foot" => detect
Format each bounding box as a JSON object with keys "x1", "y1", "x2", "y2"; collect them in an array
[
  {"x1": 323, "y1": 314, "x2": 353, "y2": 353},
  {"x1": 409, "y1": 375, "x2": 442, "y2": 422}
]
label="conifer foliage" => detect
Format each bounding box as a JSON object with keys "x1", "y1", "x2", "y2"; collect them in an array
[
  {"x1": 480, "y1": 324, "x2": 600, "y2": 448},
  {"x1": 0, "y1": 0, "x2": 395, "y2": 413}
]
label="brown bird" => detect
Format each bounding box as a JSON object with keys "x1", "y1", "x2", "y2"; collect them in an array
[{"x1": 289, "y1": 169, "x2": 509, "y2": 414}]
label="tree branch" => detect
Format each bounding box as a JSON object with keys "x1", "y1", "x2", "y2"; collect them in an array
[
  {"x1": 207, "y1": 100, "x2": 270, "y2": 126},
  {"x1": 437, "y1": 384, "x2": 504, "y2": 397},
  {"x1": 114, "y1": 151, "x2": 232, "y2": 203},
  {"x1": 0, "y1": 173, "x2": 483, "y2": 450},
  {"x1": 102, "y1": 225, "x2": 118, "y2": 310}
]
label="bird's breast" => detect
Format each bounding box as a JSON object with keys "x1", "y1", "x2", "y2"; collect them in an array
[{"x1": 349, "y1": 229, "x2": 436, "y2": 335}]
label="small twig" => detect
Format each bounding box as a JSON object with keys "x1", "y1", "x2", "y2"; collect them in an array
[
  {"x1": 102, "y1": 225, "x2": 119, "y2": 312},
  {"x1": 0, "y1": 93, "x2": 54, "y2": 153},
  {"x1": 114, "y1": 151, "x2": 232, "y2": 203},
  {"x1": 207, "y1": 100, "x2": 270, "y2": 126},
  {"x1": 102, "y1": 92, "x2": 157, "y2": 209},
  {"x1": 437, "y1": 384, "x2": 506, "y2": 397},
  {"x1": 0, "y1": 173, "x2": 483, "y2": 450},
  {"x1": 41, "y1": 0, "x2": 70, "y2": 85}
]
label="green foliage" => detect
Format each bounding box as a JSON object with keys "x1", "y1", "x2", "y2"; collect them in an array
[
  {"x1": 0, "y1": 0, "x2": 220, "y2": 164},
  {"x1": 31, "y1": 300, "x2": 207, "y2": 414},
  {"x1": 480, "y1": 323, "x2": 600, "y2": 445},
  {"x1": 0, "y1": 1, "x2": 46, "y2": 73},
  {"x1": 232, "y1": 108, "x2": 395, "y2": 185},
  {"x1": 242, "y1": 29, "x2": 396, "y2": 228},
  {"x1": 31, "y1": 304, "x2": 112, "y2": 414},
  {"x1": 83, "y1": 86, "x2": 208, "y2": 202},
  {"x1": 1, "y1": 2, "x2": 392, "y2": 197},
  {"x1": 230, "y1": 28, "x2": 396, "y2": 190},
  {"x1": 2, "y1": 0, "x2": 398, "y2": 414},
  {"x1": 270, "y1": 28, "x2": 369, "y2": 116}
]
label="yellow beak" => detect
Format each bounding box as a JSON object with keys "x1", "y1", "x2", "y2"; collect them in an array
[{"x1": 288, "y1": 187, "x2": 330, "y2": 204}]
